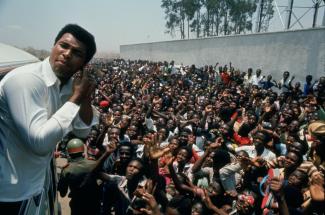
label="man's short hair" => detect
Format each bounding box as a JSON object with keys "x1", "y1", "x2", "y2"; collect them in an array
[
  {"x1": 213, "y1": 149, "x2": 231, "y2": 170},
  {"x1": 167, "y1": 195, "x2": 192, "y2": 215},
  {"x1": 55, "y1": 24, "x2": 96, "y2": 64},
  {"x1": 254, "y1": 131, "x2": 266, "y2": 143},
  {"x1": 118, "y1": 140, "x2": 135, "y2": 154}
]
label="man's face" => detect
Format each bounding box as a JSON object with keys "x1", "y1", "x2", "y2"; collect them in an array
[
  {"x1": 220, "y1": 124, "x2": 230, "y2": 136},
  {"x1": 119, "y1": 146, "x2": 132, "y2": 163},
  {"x1": 126, "y1": 125, "x2": 137, "y2": 138},
  {"x1": 278, "y1": 94, "x2": 285, "y2": 102},
  {"x1": 205, "y1": 151, "x2": 214, "y2": 167},
  {"x1": 169, "y1": 138, "x2": 179, "y2": 151},
  {"x1": 49, "y1": 33, "x2": 86, "y2": 81},
  {"x1": 253, "y1": 135, "x2": 264, "y2": 148},
  {"x1": 320, "y1": 77, "x2": 325, "y2": 85},
  {"x1": 283, "y1": 72, "x2": 289, "y2": 79},
  {"x1": 158, "y1": 128, "x2": 167, "y2": 140},
  {"x1": 156, "y1": 117, "x2": 166, "y2": 128},
  {"x1": 113, "y1": 111, "x2": 122, "y2": 121},
  {"x1": 248, "y1": 115, "x2": 256, "y2": 125},
  {"x1": 191, "y1": 202, "x2": 203, "y2": 215},
  {"x1": 284, "y1": 152, "x2": 299, "y2": 169},
  {"x1": 108, "y1": 128, "x2": 120, "y2": 141},
  {"x1": 179, "y1": 132, "x2": 189, "y2": 145},
  {"x1": 283, "y1": 109, "x2": 293, "y2": 120},
  {"x1": 88, "y1": 130, "x2": 98, "y2": 143},
  {"x1": 229, "y1": 101, "x2": 237, "y2": 110},
  {"x1": 120, "y1": 117, "x2": 130, "y2": 129},
  {"x1": 167, "y1": 119, "x2": 175, "y2": 130},
  {"x1": 288, "y1": 120, "x2": 299, "y2": 133},
  {"x1": 191, "y1": 114, "x2": 200, "y2": 126},
  {"x1": 176, "y1": 149, "x2": 189, "y2": 163},
  {"x1": 125, "y1": 160, "x2": 142, "y2": 180},
  {"x1": 288, "y1": 142, "x2": 303, "y2": 155},
  {"x1": 288, "y1": 170, "x2": 306, "y2": 187}
]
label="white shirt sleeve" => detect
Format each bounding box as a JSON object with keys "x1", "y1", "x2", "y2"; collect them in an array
[
  {"x1": 145, "y1": 117, "x2": 157, "y2": 132},
  {"x1": 235, "y1": 145, "x2": 254, "y2": 158},
  {"x1": 102, "y1": 133, "x2": 109, "y2": 146},
  {"x1": 235, "y1": 145, "x2": 249, "y2": 153},
  {"x1": 3, "y1": 73, "x2": 80, "y2": 156},
  {"x1": 72, "y1": 106, "x2": 99, "y2": 138}
]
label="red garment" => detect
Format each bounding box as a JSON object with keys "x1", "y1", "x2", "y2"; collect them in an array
[
  {"x1": 231, "y1": 112, "x2": 240, "y2": 121},
  {"x1": 190, "y1": 148, "x2": 200, "y2": 163},
  {"x1": 159, "y1": 167, "x2": 171, "y2": 185},
  {"x1": 233, "y1": 132, "x2": 252, "y2": 146},
  {"x1": 99, "y1": 100, "x2": 109, "y2": 107},
  {"x1": 221, "y1": 72, "x2": 230, "y2": 85}
]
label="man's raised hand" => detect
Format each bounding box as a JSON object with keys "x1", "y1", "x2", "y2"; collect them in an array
[{"x1": 70, "y1": 69, "x2": 96, "y2": 105}]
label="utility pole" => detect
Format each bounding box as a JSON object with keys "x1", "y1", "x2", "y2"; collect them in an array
[
  {"x1": 312, "y1": 1, "x2": 320, "y2": 27},
  {"x1": 285, "y1": 0, "x2": 294, "y2": 29},
  {"x1": 322, "y1": 0, "x2": 325, "y2": 26},
  {"x1": 255, "y1": 0, "x2": 264, "y2": 32}
]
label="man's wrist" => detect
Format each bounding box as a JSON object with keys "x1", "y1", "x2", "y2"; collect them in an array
[
  {"x1": 80, "y1": 99, "x2": 92, "y2": 107},
  {"x1": 69, "y1": 95, "x2": 82, "y2": 105}
]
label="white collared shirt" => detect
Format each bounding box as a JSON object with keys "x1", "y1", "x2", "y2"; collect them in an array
[
  {"x1": 251, "y1": 75, "x2": 264, "y2": 87},
  {"x1": 235, "y1": 145, "x2": 276, "y2": 161},
  {"x1": 0, "y1": 58, "x2": 98, "y2": 201}
]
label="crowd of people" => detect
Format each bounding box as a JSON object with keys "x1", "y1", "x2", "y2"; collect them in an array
[
  {"x1": 0, "y1": 23, "x2": 323, "y2": 215},
  {"x1": 57, "y1": 58, "x2": 325, "y2": 215}
]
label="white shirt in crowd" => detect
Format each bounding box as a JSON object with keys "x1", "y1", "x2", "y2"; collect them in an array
[
  {"x1": 279, "y1": 78, "x2": 291, "y2": 93},
  {"x1": 0, "y1": 58, "x2": 98, "y2": 201},
  {"x1": 251, "y1": 75, "x2": 264, "y2": 87},
  {"x1": 243, "y1": 74, "x2": 253, "y2": 85},
  {"x1": 235, "y1": 145, "x2": 276, "y2": 161}
]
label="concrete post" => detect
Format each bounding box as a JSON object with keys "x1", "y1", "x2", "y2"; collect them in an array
[
  {"x1": 313, "y1": 2, "x2": 319, "y2": 27},
  {"x1": 285, "y1": 0, "x2": 294, "y2": 29}
]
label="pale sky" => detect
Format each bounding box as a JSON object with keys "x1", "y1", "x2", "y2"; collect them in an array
[{"x1": 0, "y1": 0, "x2": 324, "y2": 53}]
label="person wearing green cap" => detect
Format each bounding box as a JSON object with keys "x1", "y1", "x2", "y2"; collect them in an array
[{"x1": 58, "y1": 138, "x2": 100, "y2": 215}]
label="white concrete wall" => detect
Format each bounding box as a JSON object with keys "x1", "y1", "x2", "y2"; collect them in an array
[{"x1": 121, "y1": 27, "x2": 325, "y2": 82}]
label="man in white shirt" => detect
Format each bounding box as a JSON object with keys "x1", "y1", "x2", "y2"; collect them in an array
[
  {"x1": 278, "y1": 71, "x2": 294, "y2": 93},
  {"x1": 235, "y1": 131, "x2": 276, "y2": 161},
  {"x1": 0, "y1": 24, "x2": 98, "y2": 213},
  {"x1": 100, "y1": 158, "x2": 146, "y2": 215},
  {"x1": 251, "y1": 69, "x2": 264, "y2": 87},
  {"x1": 243, "y1": 68, "x2": 253, "y2": 86}
]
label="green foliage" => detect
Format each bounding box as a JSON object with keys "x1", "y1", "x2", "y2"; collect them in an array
[
  {"x1": 259, "y1": 0, "x2": 275, "y2": 32},
  {"x1": 161, "y1": 0, "x2": 274, "y2": 39}
]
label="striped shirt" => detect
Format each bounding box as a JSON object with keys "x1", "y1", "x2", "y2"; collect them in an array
[{"x1": 267, "y1": 156, "x2": 319, "y2": 181}]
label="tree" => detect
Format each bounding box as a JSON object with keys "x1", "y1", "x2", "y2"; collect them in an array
[
  {"x1": 259, "y1": 0, "x2": 274, "y2": 32},
  {"x1": 228, "y1": 0, "x2": 256, "y2": 34},
  {"x1": 182, "y1": 0, "x2": 199, "y2": 38},
  {"x1": 189, "y1": 0, "x2": 203, "y2": 38},
  {"x1": 219, "y1": 0, "x2": 230, "y2": 35},
  {"x1": 162, "y1": 0, "x2": 202, "y2": 39},
  {"x1": 161, "y1": 0, "x2": 273, "y2": 38},
  {"x1": 161, "y1": 0, "x2": 181, "y2": 38}
]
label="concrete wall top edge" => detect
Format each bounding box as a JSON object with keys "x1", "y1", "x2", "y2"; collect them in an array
[
  {"x1": 120, "y1": 27, "x2": 325, "y2": 48},
  {"x1": 120, "y1": 28, "x2": 325, "y2": 82}
]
